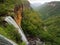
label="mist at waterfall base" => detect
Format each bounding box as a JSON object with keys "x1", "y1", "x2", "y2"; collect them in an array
[{"x1": 5, "y1": 16, "x2": 29, "y2": 45}]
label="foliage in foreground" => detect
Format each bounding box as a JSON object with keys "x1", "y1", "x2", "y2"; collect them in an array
[{"x1": 0, "y1": 23, "x2": 22, "y2": 45}]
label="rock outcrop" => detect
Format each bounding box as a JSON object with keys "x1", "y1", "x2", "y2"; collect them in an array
[
  {"x1": 14, "y1": 0, "x2": 31, "y2": 26},
  {"x1": 14, "y1": 4, "x2": 23, "y2": 26}
]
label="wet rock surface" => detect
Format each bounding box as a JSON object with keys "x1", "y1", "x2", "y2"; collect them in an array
[
  {"x1": 0, "y1": 36, "x2": 13, "y2": 45},
  {"x1": 28, "y1": 37, "x2": 45, "y2": 45}
]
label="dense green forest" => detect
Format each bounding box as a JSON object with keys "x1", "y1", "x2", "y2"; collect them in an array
[
  {"x1": 34, "y1": 1, "x2": 60, "y2": 45},
  {"x1": 0, "y1": 0, "x2": 60, "y2": 45}
]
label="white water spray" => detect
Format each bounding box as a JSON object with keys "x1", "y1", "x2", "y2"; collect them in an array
[{"x1": 5, "y1": 16, "x2": 29, "y2": 45}]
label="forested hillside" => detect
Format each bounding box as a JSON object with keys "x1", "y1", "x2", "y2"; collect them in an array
[
  {"x1": 33, "y1": 1, "x2": 60, "y2": 45},
  {"x1": 0, "y1": 0, "x2": 60, "y2": 45},
  {"x1": 38, "y1": 1, "x2": 60, "y2": 20}
]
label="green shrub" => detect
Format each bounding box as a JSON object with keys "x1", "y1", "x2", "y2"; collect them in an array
[{"x1": 0, "y1": 24, "x2": 21, "y2": 44}]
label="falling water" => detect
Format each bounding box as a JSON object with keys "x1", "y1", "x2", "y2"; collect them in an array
[
  {"x1": 5, "y1": 16, "x2": 29, "y2": 45},
  {"x1": 0, "y1": 34, "x2": 17, "y2": 45}
]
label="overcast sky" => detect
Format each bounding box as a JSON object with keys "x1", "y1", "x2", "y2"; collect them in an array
[{"x1": 28, "y1": 0, "x2": 60, "y2": 4}]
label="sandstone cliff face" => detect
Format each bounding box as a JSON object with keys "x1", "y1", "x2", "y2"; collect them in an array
[
  {"x1": 14, "y1": 4, "x2": 23, "y2": 26},
  {"x1": 14, "y1": 0, "x2": 31, "y2": 26}
]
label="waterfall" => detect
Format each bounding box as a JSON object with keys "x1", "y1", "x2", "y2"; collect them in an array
[
  {"x1": 0, "y1": 34, "x2": 17, "y2": 45},
  {"x1": 5, "y1": 16, "x2": 29, "y2": 45}
]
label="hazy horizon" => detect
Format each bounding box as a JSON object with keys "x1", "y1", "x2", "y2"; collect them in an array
[{"x1": 28, "y1": 0, "x2": 60, "y2": 4}]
